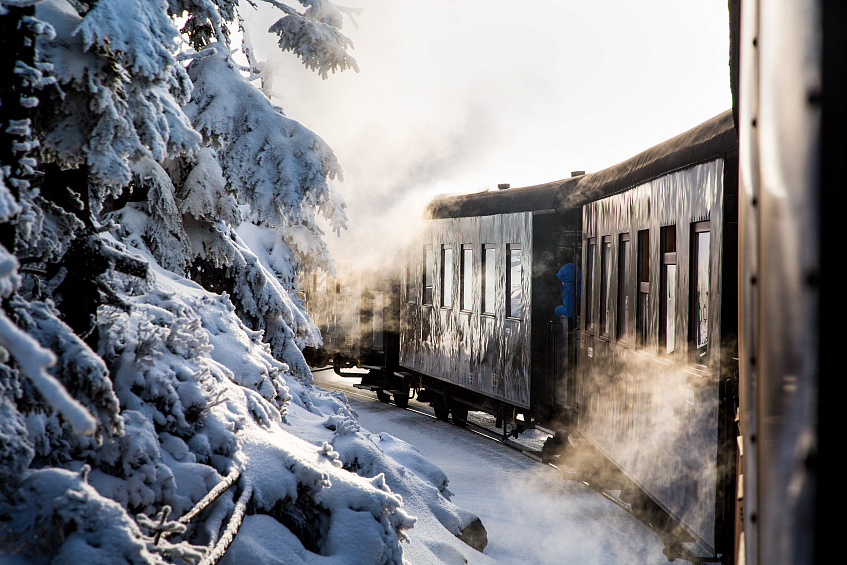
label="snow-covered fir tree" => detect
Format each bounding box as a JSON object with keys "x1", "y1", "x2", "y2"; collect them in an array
[{"x1": 0, "y1": 0, "x2": 486, "y2": 563}]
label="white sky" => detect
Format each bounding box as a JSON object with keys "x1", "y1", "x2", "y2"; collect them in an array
[{"x1": 243, "y1": 0, "x2": 731, "y2": 262}]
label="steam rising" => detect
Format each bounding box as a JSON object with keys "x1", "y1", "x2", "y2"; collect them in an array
[
  {"x1": 241, "y1": 0, "x2": 731, "y2": 272},
  {"x1": 242, "y1": 4, "x2": 734, "y2": 553}
]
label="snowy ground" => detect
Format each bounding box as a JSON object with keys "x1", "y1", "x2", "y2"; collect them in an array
[{"x1": 313, "y1": 370, "x2": 685, "y2": 565}]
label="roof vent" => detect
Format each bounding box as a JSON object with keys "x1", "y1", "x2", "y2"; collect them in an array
[
  {"x1": 571, "y1": 171, "x2": 585, "y2": 177},
  {"x1": 497, "y1": 183, "x2": 510, "y2": 190}
]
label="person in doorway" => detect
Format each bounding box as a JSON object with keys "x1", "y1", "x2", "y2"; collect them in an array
[{"x1": 554, "y1": 263, "x2": 580, "y2": 328}]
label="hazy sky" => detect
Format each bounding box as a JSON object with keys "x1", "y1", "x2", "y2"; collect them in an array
[{"x1": 243, "y1": 0, "x2": 731, "y2": 263}]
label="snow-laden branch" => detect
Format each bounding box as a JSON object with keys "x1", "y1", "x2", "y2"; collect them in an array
[
  {"x1": 0, "y1": 311, "x2": 96, "y2": 434},
  {"x1": 0, "y1": 0, "x2": 44, "y2": 13},
  {"x1": 176, "y1": 45, "x2": 219, "y2": 62}
]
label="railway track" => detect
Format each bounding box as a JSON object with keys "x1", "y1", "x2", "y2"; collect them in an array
[{"x1": 313, "y1": 374, "x2": 579, "y2": 477}]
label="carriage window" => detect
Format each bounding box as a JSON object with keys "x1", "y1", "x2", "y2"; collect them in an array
[
  {"x1": 507, "y1": 244, "x2": 522, "y2": 318},
  {"x1": 660, "y1": 226, "x2": 677, "y2": 355},
  {"x1": 599, "y1": 236, "x2": 612, "y2": 337},
  {"x1": 617, "y1": 233, "x2": 631, "y2": 343},
  {"x1": 441, "y1": 245, "x2": 453, "y2": 308},
  {"x1": 482, "y1": 244, "x2": 495, "y2": 314},
  {"x1": 315, "y1": 271, "x2": 327, "y2": 294},
  {"x1": 586, "y1": 238, "x2": 596, "y2": 332},
  {"x1": 691, "y1": 222, "x2": 710, "y2": 364},
  {"x1": 636, "y1": 230, "x2": 650, "y2": 349},
  {"x1": 461, "y1": 245, "x2": 473, "y2": 311},
  {"x1": 423, "y1": 245, "x2": 434, "y2": 305}
]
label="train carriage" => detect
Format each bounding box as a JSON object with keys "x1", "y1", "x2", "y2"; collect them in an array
[
  {"x1": 398, "y1": 206, "x2": 581, "y2": 426},
  {"x1": 303, "y1": 262, "x2": 400, "y2": 375},
  {"x1": 577, "y1": 116, "x2": 738, "y2": 560},
  {"x1": 303, "y1": 110, "x2": 740, "y2": 561}
]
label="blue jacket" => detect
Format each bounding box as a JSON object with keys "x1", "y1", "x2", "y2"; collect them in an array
[{"x1": 554, "y1": 263, "x2": 581, "y2": 318}]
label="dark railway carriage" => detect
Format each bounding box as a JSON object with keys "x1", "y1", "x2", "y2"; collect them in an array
[
  {"x1": 398, "y1": 205, "x2": 581, "y2": 427},
  {"x1": 304, "y1": 110, "x2": 740, "y2": 561},
  {"x1": 576, "y1": 115, "x2": 738, "y2": 561},
  {"x1": 303, "y1": 264, "x2": 400, "y2": 377},
  {"x1": 733, "y1": 0, "x2": 847, "y2": 563},
  {"x1": 410, "y1": 110, "x2": 739, "y2": 562}
]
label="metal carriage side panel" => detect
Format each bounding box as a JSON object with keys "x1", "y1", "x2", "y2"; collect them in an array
[
  {"x1": 467, "y1": 212, "x2": 532, "y2": 408},
  {"x1": 577, "y1": 160, "x2": 726, "y2": 552},
  {"x1": 400, "y1": 221, "x2": 433, "y2": 373},
  {"x1": 432, "y1": 218, "x2": 459, "y2": 384},
  {"x1": 500, "y1": 212, "x2": 532, "y2": 408},
  {"x1": 398, "y1": 229, "x2": 421, "y2": 371},
  {"x1": 308, "y1": 266, "x2": 362, "y2": 358},
  {"x1": 455, "y1": 216, "x2": 479, "y2": 390},
  {"x1": 400, "y1": 212, "x2": 532, "y2": 409},
  {"x1": 475, "y1": 214, "x2": 504, "y2": 399}
]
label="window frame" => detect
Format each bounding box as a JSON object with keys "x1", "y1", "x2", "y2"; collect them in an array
[
  {"x1": 372, "y1": 291, "x2": 384, "y2": 350},
  {"x1": 599, "y1": 235, "x2": 612, "y2": 338},
  {"x1": 441, "y1": 244, "x2": 454, "y2": 309},
  {"x1": 482, "y1": 244, "x2": 496, "y2": 315},
  {"x1": 461, "y1": 244, "x2": 473, "y2": 312},
  {"x1": 423, "y1": 245, "x2": 434, "y2": 306},
  {"x1": 585, "y1": 238, "x2": 596, "y2": 334},
  {"x1": 315, "y1": 271, "x2": 327, "y2": 294},
  {"x1": 405, "y1": 249, "x2": 417, "y2": 303},
  {"x1": 636, "y1": 229, "x2": 650, "y2": 350},
  {"x1": 689, "y1": 221, "x2": 711, "y2": 366},
  {"x1": 659, "y1": 225, "x2": 677, "y2": 357},
  {"x1": 617, "y1": 233, "x2": 631, "y2": 344},
  {"x1": 506, "y1": 243, "x2": 522, "y2": 319}
]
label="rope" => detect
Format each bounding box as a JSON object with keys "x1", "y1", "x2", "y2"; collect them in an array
[
  {"x1": 197, "y1": 483, "x2": 253, "y2": 565},
  {"x1": 178, "y1": 469, "x2": 240, "y2": 525}
]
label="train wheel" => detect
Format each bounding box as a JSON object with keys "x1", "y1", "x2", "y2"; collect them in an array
[
  {"x1": 540, "y1": 434, "x2": 566, "y2": 465},
  {"x1": 433, "y1": 398, "x2": 450, "y2": 421},
  {"x1": 393, "y1": 392, "x2": 409, "y2": 409},
  {"x1": 451, "y1": 405, "x2": 469, "y2": 427},
  {"x1": 376, "y1": 389, "x2": 391, "y2": 403}
]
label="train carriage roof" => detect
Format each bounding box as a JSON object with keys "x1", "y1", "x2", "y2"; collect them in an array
[{"x1": 425, "y1": 109, "x2": 736, "y2": 219}]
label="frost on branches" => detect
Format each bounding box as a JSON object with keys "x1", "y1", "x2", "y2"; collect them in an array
[{"x1": 0, "y1": 0, "x2": 487, "y2": 563}]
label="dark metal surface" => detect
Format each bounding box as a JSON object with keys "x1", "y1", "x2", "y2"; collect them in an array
[
  {"x1": 736, "y1": 0, "x2": 847, "y2": 563},
  {"x1": 400, "y1": 213, "x2": 533, "y2": 408},
  {"x1": 578, "y1": 158, "x2": 734, "y2": 555}
]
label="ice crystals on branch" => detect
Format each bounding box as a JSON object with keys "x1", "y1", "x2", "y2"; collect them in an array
[
  {"x1": 1, "y1": 0, "x2": 487, "y2": 561},
  {"x1": 36, "y1": 0, "x2": 200, "y2": 193},
  {"x1": 268, "y1": 1, "x2": 360, "y2": 79},
  {"x1": 186, "y1": 44, "x2": 345, "y2": 232}
]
